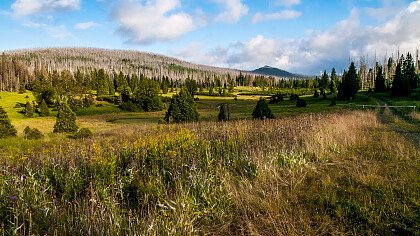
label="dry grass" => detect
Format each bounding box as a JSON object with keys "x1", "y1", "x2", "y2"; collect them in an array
[{"x1": 0, "y1": 111, "x2": 418, "y2": 235}]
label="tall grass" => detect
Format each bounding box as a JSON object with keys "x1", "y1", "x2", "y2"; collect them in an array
[{"x1": 0, "y1": 111, "x2": 418, "y2": 235}]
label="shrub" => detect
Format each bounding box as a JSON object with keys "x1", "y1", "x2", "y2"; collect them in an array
[
  {"x1": 289, "y1": 94, "x2": 300, "y2": 101},
  {"x1": 252, "y1": 98, "x2": 274, "y2": 119},
  {"x1": 329, "y1": 100, "x2": 337, "y2": 106},
  {"x1": 23, "y1": 126, "x2": 43, "y2": 140},
  {"x1": 0, "y1": 106, "x2": 17, "y2": 138},
  {"x1": 269, "y1": 93, "x2": 284, "y2": 104},
  {"x1": 69, "y1": 128, "x2": 92, "y2": 139},
  {"x1": 53, "y1": 103, "x2": 79, "y2": 133},
  {"x1": 313, "y1": 90, "x2": 319, "y2": 98},
  {"x1": 296, "y1": 98, "x2": 307, "y2": 107}
]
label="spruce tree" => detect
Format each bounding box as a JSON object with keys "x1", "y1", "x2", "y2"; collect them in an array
[
  {"x1": 0, "y1": 106, "x2": 17, "y2": 138},
  {"x1": 320, "y1": 70, "x2": 329, "y2": 90},
  {"x1": 39, "y1": 99, "x2": 49, "y2": 117},
  {"x1": 165, "y1": 89, "x2": 199, "y2": 123},
  {"x1": 337, "y1": 62, "x2": 360, "y2": 100},
  {"x1": 403, "y1": 53, "x2": 417, "y2": 90},
  {"x1": 252, "y1": 98, "x2": 274, "y2": 120},
  {"x1": 25, "y1": 101, "x2": 34, "y2": 118},
  {"x1": 53, "y1": 103, "x2": 78, "y2": 133},
  {"x1": 374, "y1": 64, "x2": 386, "y2": 92},
  {"x1": 391, "y1": 63, "x2": 410, "y2": 97}
]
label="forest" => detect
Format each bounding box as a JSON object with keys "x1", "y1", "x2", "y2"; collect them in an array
[{"x1": 0, "y1": 48, "x2": 419, "y2": 235}]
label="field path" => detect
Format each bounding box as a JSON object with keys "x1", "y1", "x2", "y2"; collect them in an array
[{"x1": 377, "y1": 102, "x2": 420, "y2": 149}]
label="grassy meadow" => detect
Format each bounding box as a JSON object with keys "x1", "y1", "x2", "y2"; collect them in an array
[{"x1": 0, "y1": 88, "x2": 419, "y2": 235}]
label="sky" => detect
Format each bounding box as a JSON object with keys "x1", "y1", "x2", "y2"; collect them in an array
[{"x1": 0, "y1": 0, "x2": 419, "y2": 75}]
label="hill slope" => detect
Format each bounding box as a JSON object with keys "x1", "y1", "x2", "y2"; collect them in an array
[
  {"x1": 252, "y1": 66, "x2": 297, "y2": 78},
  {"x1": 4, "y1": 48, "x2": 253, "y2": 81}
]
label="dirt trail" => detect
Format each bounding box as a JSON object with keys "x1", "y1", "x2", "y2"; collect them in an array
[{"x1": 377, "y1": 102, "x2": 420, "y2": 149}]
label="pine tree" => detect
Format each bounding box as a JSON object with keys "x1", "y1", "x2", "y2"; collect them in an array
[
  {"x1": 25, "y1": 101, "x2": 34, "y2": 117},
  {"x1": 39, "y1": 99, "x2": 49, "y2": 117},
  {"x1": 165, "y1": 89, "x2": 199, "y2": 123},
  {"x1": 374, "y1": 63, "x2": 386, "y2": 92},
  {"x1": 0, "y1": 106, "x2": 17, "y2": 138},
  {"x1": 391, "y1": 63, "x2": 410, "y2": 97},
  {"x1": 337, "y1": 62, "x2": 360, "y2": 100},
  {"x1": 53, "y1": 103, "x2": 78, "y2": 133},
  {"x1": 252, "y1": 98, "x2": 274, "y2": 120}
]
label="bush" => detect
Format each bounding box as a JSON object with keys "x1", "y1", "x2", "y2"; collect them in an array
[
  {"x1": 329, "y1": 100, "x2": 337, "y2": 106},
  {"x1": 119, "y1": 101, "x2": 142, "y2": 112},
  {"x1": 296, "y1": 98, "x2": 307, "y2": 107},
  {"x1": 269, "y1": 93, "x2": 284, "y2": 104},
  {"x1": 53, "y1": 103, "x2": 78, "y2": 133},
  {"x1": 252, "y1": 98, "x2": 274, "y2": 119},
  {"x1": 69, "y1": 128, "x2": 93, "y2": 139},
  {"x1": 23, "y1": 126, "x2": 43, "y2": 140},
  {"x1": 0, "y1": 107, "x2": 17, "y2": 139},
  {"x1": 313, "y1": 90, "x2": 319, "y2": 98},
  {"x1": 289, "y1": 94, "x2": 300, "y2": 101}
]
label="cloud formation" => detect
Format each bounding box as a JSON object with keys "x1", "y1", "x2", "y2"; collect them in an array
[
  {"x1": 276, "y1": 0, "x2": 301, "y2": 7},
  {"x1": 213, "y1": 0, "x2": 248, "y2": 23},
  {"x1": 113, "y1": 0, "x2": 194, "y2": 45},
  {"x1": 252, "y1": 10, "x2": 301, "y2": 23},
  {"x1": 74, "y1": 21, "x2": 99, "y2": 30},
  {"x1": 173, "y1": 1, "x2": 420, "y2": 74},
  {"x1": 12, "y1": 0, "x2": 80, "y2": 16}
]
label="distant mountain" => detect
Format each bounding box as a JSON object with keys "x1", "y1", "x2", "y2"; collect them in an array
[{"x1": 252, "y1": 66, "x2": 297, "y2": 78}]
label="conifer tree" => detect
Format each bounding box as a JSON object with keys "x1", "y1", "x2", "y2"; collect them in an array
[
  {"x1": 39, "y1": 99, "x2": 49, "y2": 117},
  {"x1": 218, "y1": 104, "x2": 230, "y2": 121},
  {"x1": 320, "y1": 70, "x2": 329, "y2": 90},
  {"x1": 374, "y1": 64, "x2": 386, "y2": 92},
  {"x1": 252, "y1": 98, "x2": 274, "y2": 120},
  {"x1": 53, "y1": 103, "x2": 78, "y2": 133},
  {"x1": 391, "y1": 63, "x2": 410, "y2": 97},
  {"x1": 25, "y1": 101, "x2": 34, "y2": 117},
  {"x1": 0, "y1": 106, "x2": 17, "y2": 138},
  {"x1": 337, "y1": 62, "x2": 360, "y2": 100},
  {"x1": 132, "y1": 77, "x2": 163, "y2": 112},
  {"x1": 165, "y1": 89, "x2": 199, "y2": 123}
]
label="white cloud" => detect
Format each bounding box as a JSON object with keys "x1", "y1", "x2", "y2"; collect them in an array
[
  {"x1": 276, "y1": 0, "x2": 301, "y2": 7},
  {"x1": 12, "y1": 0, "x2": 80, "y2": 16},
  {"x1": 252, "y1": 10, "x2": 301, "y2": 23},
  {"x1": 213, "y1": 0, "x2": 248, "y2": 23},
  {"x1": 174, "y1": 1, "x2": 420, "y2": 74},
  {"x1": 74, "y1": 21, "x2": 99, "y2": 30},
  {"x1": 365, "y1": 0, "x2": 406, "y2": 20},
  {"x1": 113, "y1": 0, "x2": 195, "y2": 45},
  {"x1": 24, "y1": 21, "x2": 72, "y2": 39}
]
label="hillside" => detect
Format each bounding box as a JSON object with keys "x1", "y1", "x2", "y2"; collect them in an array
[
  {"x1": 4, "y1": 48, "x2": 259, "y2": 82},
  {"x1": 252, "y1": 66, "x2": 297, "y2": 78}
]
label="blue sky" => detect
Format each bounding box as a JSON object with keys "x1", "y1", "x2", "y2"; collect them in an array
[{"x1": 0, "y1": 0, "x2": 419, "y2": 74}]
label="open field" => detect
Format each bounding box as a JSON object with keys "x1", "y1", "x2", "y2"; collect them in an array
[
  {"x1": 0, "y1": 89, "x2": 419, "y2": 235},
  {"x1": 0, "y1": 110, "x2": 418, "y2": 235}
]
